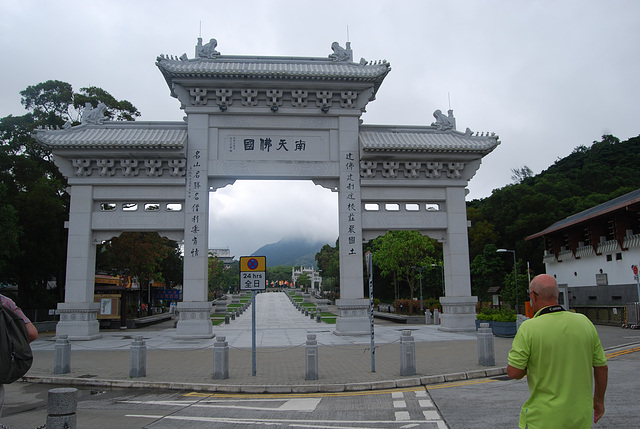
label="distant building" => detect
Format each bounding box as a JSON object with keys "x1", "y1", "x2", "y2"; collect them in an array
[
  {"x1": 527, "y1": 189, "x2": 640, "y2": 307},
  {"x1": 209, "y1": 248, "x2": 235, "y2": 267},
  {"x1": 292, "y1": 266, "x2": 322, "y2": 290}
]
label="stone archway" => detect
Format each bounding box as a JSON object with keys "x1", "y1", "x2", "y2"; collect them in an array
[{"x1": 35, "y1": 39, "x2": 499, "y2": 339}]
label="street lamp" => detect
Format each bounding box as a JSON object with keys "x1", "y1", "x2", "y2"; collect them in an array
[
  {"x1": 431, "y1": 264, "x2": 444, "y2": 295},
  {"x1": 497, "y1": 249, "x2": 518, "y2": 314},
  {"x1": 411, "y1": 266, "x2": 428, "y2": 312}
]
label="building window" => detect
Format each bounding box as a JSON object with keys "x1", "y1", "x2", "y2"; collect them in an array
[
  {"x1": 606, "y1": 254, "x2": 613, "y2": 262},
  {"x1": 616, "y1": 253, "x2": 623, "y2": 261}
]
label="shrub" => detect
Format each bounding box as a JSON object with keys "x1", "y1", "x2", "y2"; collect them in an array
[{"x1": 476, "y1": 308, "x2": 516, "y2": 322}]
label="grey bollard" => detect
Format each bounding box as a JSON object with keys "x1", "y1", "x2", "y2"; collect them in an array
[
  {"x1": 400, "y1": 330, "x2": 416, "y2": 376},
  {"x1": 305, "y1": 334, "x2": 318, "y2": 380},
  {"x1": 225, "y1": 315, "x2": 230, "y2": 324},
  {"x1": 129, "y1": 335, "x2": 147, "y2": 378},
  {"x1": 477, "y1": 322, "x2": 495, "y2": 366},
  {"x1": 54, "y1": 334, "x2": 71, "y2": 374},
  {"x1": 425, "y1": 311, "x2": 433, "y2": 325},
  {"x1": 304, "y1": 309, "x2": 308, "y2": 316},
  {"x1": 46, "y1": 387, "x2": 77, "y2": 429},
  {"x1": 213, "y1": 336, "x2": 229, "y2": 379},
  {"x1": 231, "y1": 311, "x2": 235, "y2": 320},
  {"x1": 310, "y1": 311, "x2": 315, "y2": 319},
  {"x1": 316, "y1": 313, "x2": 322, "y2": 323},
  {"x1": 433, "y1": 309, "x2": 440, "y2": 325}
]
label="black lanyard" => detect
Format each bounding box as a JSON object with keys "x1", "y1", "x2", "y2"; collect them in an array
[{"x1": 537, "y1": 305, "x2": 566, "y2": 316}]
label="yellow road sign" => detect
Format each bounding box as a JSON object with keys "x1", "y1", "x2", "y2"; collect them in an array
[{"x1": 240, "y1": 256, "x2": 266, "y2": 272}]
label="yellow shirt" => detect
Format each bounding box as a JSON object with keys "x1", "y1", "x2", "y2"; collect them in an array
[{"x1": 508, "y1": 307, "x2": 607, "y2": 429}]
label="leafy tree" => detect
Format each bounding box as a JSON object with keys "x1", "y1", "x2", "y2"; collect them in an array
[
  {"x1": 510, "y1": 165, "x2": 533, "y2": 184},
  {"x1": 371, "y1": 231, "x2": 438, "y2": 313},
  {"x1": 0, "y1": 80, "x2": 140, "y2": 308},
  {"x1": 315, "y1": 240, "x2": 339, "y2": 291},
  {"x1": 296, "y1": 273, "x2": 311, "y2": 288},
  {"x1": 208, "y1": 255, "x2": 226, "y2": 299},
  {"x1": 470, "y1": 244, "x2": 505, "y2": 302}
]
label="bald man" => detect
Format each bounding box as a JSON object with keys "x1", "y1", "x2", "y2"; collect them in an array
[{"x1": 507, "y1": 274, "x2": 608, "y2": 428}]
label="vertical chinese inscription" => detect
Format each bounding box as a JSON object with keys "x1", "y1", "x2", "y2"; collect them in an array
[
  {"x1": 186, "y1": 149, "x2": 204, "y2": 259},
  {"x1": 344, "y1": 151, "x2": 359, "y2": 256}
]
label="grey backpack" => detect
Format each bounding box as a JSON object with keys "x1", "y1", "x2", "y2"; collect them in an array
[{"x1": 0, "y1": 304, "x2": 33, "y2": 384}]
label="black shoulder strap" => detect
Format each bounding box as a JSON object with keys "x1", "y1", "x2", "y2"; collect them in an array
[{"x1": 538, "y1": 305, "x2": 566, "y2": 316}]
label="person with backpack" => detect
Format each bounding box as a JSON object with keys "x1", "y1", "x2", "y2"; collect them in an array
[{"x1": 0, "y1": 294, "x2": 38, "y2": 417}]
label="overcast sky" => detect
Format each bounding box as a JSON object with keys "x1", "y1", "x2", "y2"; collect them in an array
[{"x1": 2, "y1": 0, "x2": 639, "y2": 258}]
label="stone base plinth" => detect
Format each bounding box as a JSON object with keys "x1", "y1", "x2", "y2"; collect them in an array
[
  {"x1": 55, "y1": 302, "x2": 102, "y2": 340},
  {"x1": 176, "y1": 301, "x2": 214, "y2": 339},
  {"x1": 438, "y1": 296, "x2": 478, "y2": 332},
  {"x1": 334, "y1": 298, "x2": 371, "y2": 336}
]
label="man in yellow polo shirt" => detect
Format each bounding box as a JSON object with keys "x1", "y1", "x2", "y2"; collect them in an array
[{"x1": 507, "y1": 274, "x2": 608, "y2": 428}]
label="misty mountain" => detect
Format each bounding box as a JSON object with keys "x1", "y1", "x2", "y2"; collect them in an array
[{"x1": 251, "y1": 237, "x2": 329, "y2": 267}]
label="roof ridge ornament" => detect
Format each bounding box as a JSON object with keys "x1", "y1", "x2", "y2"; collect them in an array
[
  {"x1": 329, "y1": 42, "x2": 353, "y2": 62},
  {"x1": 196, "y1": 37, "x2": 220, "y2": 59},
  {"x1": 81, "y1": 102, "x2": 108, "y2": 125},
  {"x1": 431, "y1": 109, "x2": 456, "y2": 131}
]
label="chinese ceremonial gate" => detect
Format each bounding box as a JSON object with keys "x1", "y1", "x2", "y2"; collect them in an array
[{"x1": 35, "y1": 39, "x2": 499, "y2": 339}]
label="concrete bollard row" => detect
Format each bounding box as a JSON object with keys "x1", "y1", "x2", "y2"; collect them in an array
[
  {"x1": 305, "y1": 334, "x2": 318, "y2": 380},
  {"x1": 433, "y1": 309, "x2": 440, "y2": 325},
  {"x1": 477, "y1": 322, "x2": 495, "y2": 366},
  {"x1": 47, "y1": 387, "x2": 77, "y2": 429},
  {"x1": 129, "y1": 335, "x2": 146, "y2": 378},
  {"x1": 213, "y1": 336, "x2": 229, "y2": 380},
  {"x1": 54, "y1": 334, "x2": 71, "y2": 374},
  {"x1": 400, "y1": 330, "x2": 416, "y2": 376}
]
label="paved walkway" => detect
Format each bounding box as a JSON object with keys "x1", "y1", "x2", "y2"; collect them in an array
[{"x1": 24, "y1": 292, "x2": 640, "y2": 393}]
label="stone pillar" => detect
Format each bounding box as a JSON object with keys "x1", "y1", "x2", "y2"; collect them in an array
[
  {"x1": 47, "y1": 388, "x2": 77, "y2": 429},
  {"x1": 56, "y1": 185, "x2": 101, "y2": 340},
  {"x1": 477, "y1": 323, "x2": 495, "y2": 366},
  {"x1": 439, "y1": 186, "x2": 478, "y2": 332},
  {"x1": 213, "y1": 336, "x2": 229, "y2": 380},
  {"x1": 425, "y1": 310, "x2": 433, "y2": 325},
  {"x1": 305, "y1": 334, "x2": 318, "y2": 380},
  {"x1": 335, "y1": 116, "x2": 369, "y2": 335},
  {"x1": 177, "y1": 113, "x2": 214, "y2": 338},
  {"x1": 54, "y1": 335, "x2": 71, "y2": 374},
  {"x1": 400, "y1": 330, "x2": 416, "y2": 376},
  {"x1": 433, "y1": 309, "x2": 440, "y2": 326},
  {"x1": 129, "y1": 335, "x2": 146, "y2": 377}
]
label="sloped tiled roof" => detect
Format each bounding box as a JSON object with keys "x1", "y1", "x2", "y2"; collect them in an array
[
  {"x1": 359, "y1": 125, "x2": 500, "y2": 155},
  {"x1": 33, "y1": 122, "x2": 187, "y2": 150},
  {"x1": 526, "y1": 188, "x2": 640, "y2": 240}
]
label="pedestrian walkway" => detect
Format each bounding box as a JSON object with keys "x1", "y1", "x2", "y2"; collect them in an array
[{"x1": 24, "y1": 292, "x2": 640, "y2": 394}]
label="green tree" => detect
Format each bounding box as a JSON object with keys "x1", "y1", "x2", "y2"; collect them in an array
[
  {"x1": 0, "y1": 80, "x2": 139, "y2": 308},
  {"x1": 315, "y1": 240, "x2": 339, "y2": 291},
  {"x1": 296, "y1": 273, "x2": 311, "y2": 288},
  {"x1": 470, "y1": 244, "x2": 505, "y2": 302},
  {"x1": 371, "y1": 231, "x2": 438, "y2": 313},
  {"x1": 208, "y1": 255, "x2": 226, "y2": 299}
]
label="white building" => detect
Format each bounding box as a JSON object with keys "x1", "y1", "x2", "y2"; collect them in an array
[{"x1": 527, "y1": 188, "x2": 640, "y2": 307}]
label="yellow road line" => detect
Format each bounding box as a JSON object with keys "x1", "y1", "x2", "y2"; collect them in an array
[
  {"x1": 185, "y1": 386, "x2": 426, "y2": 399},
  {"x1": 427, "y1": 379, "x2": 497, "y2": 390},
  {"x1": 606, "y1": 346, "x2": 640, "y2": 359}
]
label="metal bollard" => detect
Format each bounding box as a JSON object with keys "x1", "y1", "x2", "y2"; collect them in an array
[
  {"x1": 425, "y1": 311, "x2": 433, "y2": 325},
  {"x1": 400, "y1": 330, "x2": 416, "y2": 376},
  {"x1": 213, "y1": 336, "x2": 229, "y2": 379},
  {"x1": 225, "y1": 314, "x2": 230, "y2": 324},
  {"x1": 54, "y1": 334, "x2": 71, "y2": 374},
  {"x1": 305, "y1": 334, "x2": 318, "y2": 380},
  {"x1": 433, "y1": 309, "x2": 440, "y2": 325},
  {"x1": 46, "y1": 387, "x2": 77, "y2": 429},
  {"x1": 310, "y1": 311, "x2": 315, "y2": 319},
  {"x1": 129, "y1": 335, "x2": 147, "y2": 377},
  {"x1": 316, "y1": 313, "x2": 322, "y2": 323},
  {"x1": 477, "y1": 322, "x2": 495, "y2": 366}
]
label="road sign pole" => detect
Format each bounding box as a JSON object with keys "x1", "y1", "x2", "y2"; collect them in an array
[{"x1": 252, "y1": 290, "x2": 256, "y2": 376}]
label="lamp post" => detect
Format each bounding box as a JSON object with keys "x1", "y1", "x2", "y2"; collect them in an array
[
  {"x1": 411, "y1": 266, "x2": 428, "y2": 312},
  {"x1": 431, "y1": 264, "x2": 444, "y2": 295},
  {"x1": 497, "y1": 249, "x2": 518, "y2": 314}
]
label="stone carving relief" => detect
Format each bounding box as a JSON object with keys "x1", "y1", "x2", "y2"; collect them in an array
[
  {"x1": 291, "y1": 90, "x2": 308, "y2": 107},
  {"x1": 70, "y1": 159, "x2": 187, "y2": 177},
  {"x1": 360, "y1": 160, "x2": 466, "y2": 180},
  {"x1": 215, "y1": 89, "x2": 233, "y2": 111},
  {"x1": 241, "y1": 89, "x2": 258, "y2": 106},
  {"x1": 431, "y1": 109, "x2": 456, "y2": 131},
  {"x1": 329, "y1": 42, "x2": 352, "y2": 62},
  {"x1": 340, "y1": 91, "x2": 358, "y2": 108},
  {"x1": 266, "y1": 89, "x2": 283, "y2": 112},
  {"x1": 196, "y1": 38, "x2": 220, "y2": 58},
  {"x1": 316, "y1": 91, "x2": 333, "y2": 113},
  {"x1": 81, "y1": 102, "x2": 108, "y2": 125},
  {"x1": 190, "y1": 88, "x2": 208, "y2": 105}
]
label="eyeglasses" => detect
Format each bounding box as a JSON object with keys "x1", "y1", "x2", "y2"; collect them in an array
[{"x1": 529, "y1": 290, "x2": 539, "y2": 297}]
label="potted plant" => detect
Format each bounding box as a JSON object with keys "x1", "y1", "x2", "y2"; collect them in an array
[
  {"x1": 475, "y1": 307, "x2": 497, "y2": 330},
  {"x1": 491, "y1": 309, "x2": 517, "y2": 337}
]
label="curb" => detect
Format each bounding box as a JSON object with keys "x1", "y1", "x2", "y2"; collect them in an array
[{"x1": 22, "y1": 367, "x2": 508, "y2": 394}]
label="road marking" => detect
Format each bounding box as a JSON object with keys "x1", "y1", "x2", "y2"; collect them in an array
[
  {"x1": 185, "y1": 386, "x2": 426, "y2": 399},
  {"x1": 122, "y1": 397, "x2": 321, "y2": 412},
  {"x1": 395, "y1": 411, "x2": 410, "y2": 420},
  {"x1": 392, "y1": 391, "x2": 404, "y2": 398},
  {"x1": 393, "y1": 400, "x2": 407, "y2": 408},
  {"x1": 606, "y1": 346, "x2": 640, "y2": 359},
  {"x1": 428, "y1": 378, "x2": 496, "y2": 390},
  {"x1": 423, "y1": 410, "x2": 441, "y2": 420},
  {"x1": 419, "y1": 399, "x2": 434, "y2": 408}
]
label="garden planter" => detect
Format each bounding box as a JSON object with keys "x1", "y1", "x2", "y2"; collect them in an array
[
  {"x1": 492, "y1": 321, "x2": 517, "y2": 337},
  {"x1": 475, "y1": 319, "x2": 493, "y2": 330}
]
